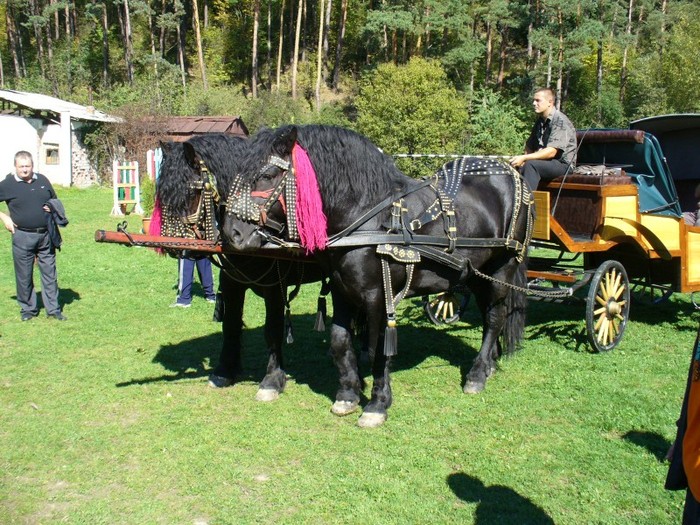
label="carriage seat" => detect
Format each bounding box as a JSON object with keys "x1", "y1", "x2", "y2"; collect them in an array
[
  {"x1": 543, "y1": 172, "x2": 633, "y2": 187},
  {"x1": 537, "y1": 128, "x2": 644, "y2": 189}
]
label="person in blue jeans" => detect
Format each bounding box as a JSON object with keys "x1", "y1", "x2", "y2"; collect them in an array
[{"x1": 171, "y1": 255, "x2": 216, "y2": 308}]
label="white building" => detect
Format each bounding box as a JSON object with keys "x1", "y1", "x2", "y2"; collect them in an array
[{"x1": 0, "y1": 89, "x2": 120, "y2": 187}]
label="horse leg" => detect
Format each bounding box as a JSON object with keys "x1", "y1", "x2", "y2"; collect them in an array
[
  {"x1": 463, "y1": 282, "x2": 507, "y2": 394},
  {"x1": 463, "y1": 259, "x2": 525, "y2": 394},
  {"x1": 357, "y1": 305, "x2": 392, "y2": 428},
  {"x1": 209, "y1": 273, "x2": 245, "y2": 388},
  {"x1": 329, "y1": 292, "x2": 363, "y2": 416},
  {"x1": 255, "y1": 286, "x2": 287, "y2": 401}
]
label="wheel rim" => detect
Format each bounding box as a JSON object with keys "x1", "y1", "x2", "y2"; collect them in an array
[
  {"x1": 586, "y1": 261, "x2": 630, "y2": 352},
  {"x1": 425, "y1": 292, "x2": 464, "y2": 325}
]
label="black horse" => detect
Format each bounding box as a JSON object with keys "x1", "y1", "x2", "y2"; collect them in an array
[
  {"x1": 156, "y1": 133, "x2": 329, "y2": 401},
  {"x1": 222, "y1": 125, "x2": 532, "y2": 427}
]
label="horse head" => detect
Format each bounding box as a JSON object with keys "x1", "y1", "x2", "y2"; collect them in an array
[
  {"x1": 158, "y1": 134, "x2": 247, "y2": 242},
  {"x1": 221, "y1": 126, "x2": 301, "y2": 251}
]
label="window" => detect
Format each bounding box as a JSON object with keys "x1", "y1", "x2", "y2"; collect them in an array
[{"x1": 45, "y1": 145, "x2": 59, "y2": 165}]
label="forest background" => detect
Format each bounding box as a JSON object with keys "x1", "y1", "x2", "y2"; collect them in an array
[{"x1": 1, "y1": 0, "x2": 699, "y2": 180}]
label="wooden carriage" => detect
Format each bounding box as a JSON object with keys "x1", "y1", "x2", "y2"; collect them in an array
[{"x1": 525, "y1": 116, "x2": 700, "y2": 351}]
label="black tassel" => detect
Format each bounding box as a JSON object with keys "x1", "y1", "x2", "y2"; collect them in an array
[
  {"x1": 383, "y1": 319, "x2": 398, "y2": 357},
  {"x1": 285, "y1": 307, "x2": 294, "y2": 344},
  {"x1": 212, "y1": 292, "x2": 224, "y2": 322},
  {"x1": 313, "y1": 296, "x2": 327, "y2": 332}
]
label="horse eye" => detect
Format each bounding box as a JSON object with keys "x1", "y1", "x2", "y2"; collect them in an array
[{"x1": 260, "y1": 167, "x2": 278, "y2": 180}]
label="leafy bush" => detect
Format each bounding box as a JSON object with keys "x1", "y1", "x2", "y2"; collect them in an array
[
  {"x1": 465, "y1": 89, "x2": 530, "y2": 155},
  {"x1": 355, "y1": 57, "x2": 468, "y2": 178},
  {"x1": 140, "y1": 175, "x2": 156, "y2": 217}
]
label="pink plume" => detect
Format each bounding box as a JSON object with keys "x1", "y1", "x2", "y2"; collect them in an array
[
  {"x1": 149, "y1": 195, "x2": 163, "y2": 236},
  {"x1": 293, "y1": 143, "x2": 327, "y2": 253},
  {"x1": 148, "y1": 195, "x2": 165, "y2": 254}
]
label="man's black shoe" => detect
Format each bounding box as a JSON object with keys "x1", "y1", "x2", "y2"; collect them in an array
[
  {"x1": 21, "y1": 313, "x2": 36, "y2": 321},
  {"x1": 48, "y1": 312, "x2": 67, "y2": 321}
]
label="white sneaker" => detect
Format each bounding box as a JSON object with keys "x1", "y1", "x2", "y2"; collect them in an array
[{"x1": 169, "y1": 302, "x2": 191, "y2": 308}]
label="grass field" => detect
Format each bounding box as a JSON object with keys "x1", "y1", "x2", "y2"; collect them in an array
[{"x1": 0, "y1": 187, "x2": 694, "y2": 524}]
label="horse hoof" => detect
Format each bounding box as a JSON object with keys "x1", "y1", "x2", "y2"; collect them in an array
[
  {"x1": 463, "y1": 381, "x2": 485, "y2": 394},
  {"x1": 208, "y1": 375, "x2": 234, "y2": 388},
  {"x1": 331, "y1": 400, "x2": 359, "y2": 416},
  {"x1": 358, "y1": 412, "x2": 387, "y2": 428},
  {"x1": 255, "y1": 388, "x2": 280, "y2": 402}
]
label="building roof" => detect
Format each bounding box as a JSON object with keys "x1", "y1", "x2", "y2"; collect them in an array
[
  {"x1": 161, "y1": 116, "x2": 249, "y2": 141},
  {"x1": 0, "y1": 88, "x2": 120, "y2": 123}
]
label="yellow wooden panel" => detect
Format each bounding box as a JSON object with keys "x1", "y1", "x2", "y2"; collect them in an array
[
  {"x1": 686, "y1": 227, "x2": 700, "y2": 285},
  {"x1": 640, "y1": 215, "x2": 681, "y2": 252},
  {"x1": 532, "y1": 191, "x2": 550, "y2": 241},
  {"x1": 600, "y1": 196, "x2": 638, "y2": 238}
]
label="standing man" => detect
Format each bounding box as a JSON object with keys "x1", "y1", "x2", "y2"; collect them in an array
[
  {"x1": 510, "y1": 87, "x2": 577, "y2": 191},
  {"x1": 0, "y1": 151, "x2": 66, "y2": 321}
]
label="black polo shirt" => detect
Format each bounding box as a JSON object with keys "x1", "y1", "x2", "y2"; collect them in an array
[{"x1": 0, "y1": 173, "x2": 57, "y2": 229}]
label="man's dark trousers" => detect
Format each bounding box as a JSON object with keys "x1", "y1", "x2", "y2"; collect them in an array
[
  {"x1": 12, "y1": 229, "x2": 60, "y2": 316},
  {"x1": 521, "y1": 159, "x2": 570, "y2": 191}
]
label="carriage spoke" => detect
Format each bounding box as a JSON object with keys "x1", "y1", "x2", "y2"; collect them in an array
[
  {"x1": 594, "y1": 314, "x2": 605, "y2": 331},
  {"x1": 612, "y1": 272, "x2": 623, "y2": 299},
  {"x1": 597, "y1": 317, "x2": 608, "y2": 343}
]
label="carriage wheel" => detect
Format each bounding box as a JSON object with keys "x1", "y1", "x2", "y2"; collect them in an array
[
  {"x1": 585, "y1": 260, "x2": 630, "y2": 352},
  {"x1": 424, "y1": 292, "x2": 469, "y2": 325}
]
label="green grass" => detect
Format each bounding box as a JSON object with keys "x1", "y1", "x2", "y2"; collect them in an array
[{"x1": 0, "y1": 187, "x2": 692, "y2": 524}]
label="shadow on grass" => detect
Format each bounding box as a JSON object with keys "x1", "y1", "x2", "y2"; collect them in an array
[
  {"x1": 622, "y1": 430, "x2": 673, "y2": 462},
  {"x1": 524, "y1": 293, "x2": 698, "y2": 352},
  {"x1": 116, "y1": 304, "x2": 485, "y2": 402},
  {"x1": 115, "y1": 333, "x2": 223, "y2": 388},
  {"x1": 12, "y1": 287, "x2": 82, "y2": 311},
  {"x1": 447, "y1": 472, "x2": 554, "y2": 524}
]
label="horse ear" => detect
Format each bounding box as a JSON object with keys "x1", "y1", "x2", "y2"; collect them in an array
[
  {"x1": 274, "y1": 126, "x2": 298, "y2": 156},
  {"x1": 183, "y1": 141, "x2": 198, "y2": 168}
]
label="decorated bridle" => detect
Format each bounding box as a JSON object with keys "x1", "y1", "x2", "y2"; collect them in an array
[
  {"x1": 160, "y1": 159, "x2": 221, "y2": 241},
  {"x1": 225, "y1": 154, "x2": 300, "y2": 241}
]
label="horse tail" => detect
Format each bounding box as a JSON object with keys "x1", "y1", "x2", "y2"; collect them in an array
[{"x1": 501, "y1": 258, "x2": 528, "y2": 355}]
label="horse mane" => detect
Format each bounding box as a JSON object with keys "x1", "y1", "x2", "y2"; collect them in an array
[
  {"x1": 157, "y1": 134, "x2": 248, "y2": 215},
  {"x1": 244, "y1": 125, "x2": 412, "y2": 216}
]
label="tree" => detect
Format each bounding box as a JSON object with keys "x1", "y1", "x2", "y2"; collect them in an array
[
  {"x1": 251, "y1": 0, "x2": 260, "y2": 96},
  {"x1": 291, "y1": 0, "x2": 302, "y2": 99},
  {"x1": 193, "y1": 0, "x2": 208, "y2": 89},
  {"x1": 355, "y1": 57, "x2": 468, "y2": 178},
  {"x1": 465, "y1": 88, "x2": 529, "y2": 155},
  {"x1": 330, "y1": 0, "x2": 347, "y2": 90}
]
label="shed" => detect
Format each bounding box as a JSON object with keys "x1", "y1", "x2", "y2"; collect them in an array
[
  {"x1": 0, "y1": 89, "x2": 120, "y2": 187},
  {"x1": 158, "y1": 116, "x2": 249, "y2": 141}
]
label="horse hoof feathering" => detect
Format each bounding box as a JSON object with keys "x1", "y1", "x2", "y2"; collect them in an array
[
  {"x1": 255, "y1": 388, "x2": 280, "y2": 402},
  {"x1": 357, "y1": 412, "x2": 387, "y2": 428},
  {"x1": 208, "y1": 375, "x2": 234, "y2": 389},
  {"x1": 463, "y1": 381, "x2": 485, "y2": 394},
  {"x1": 331, "y1": 400, "x2": 360, "y2": 416}
]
